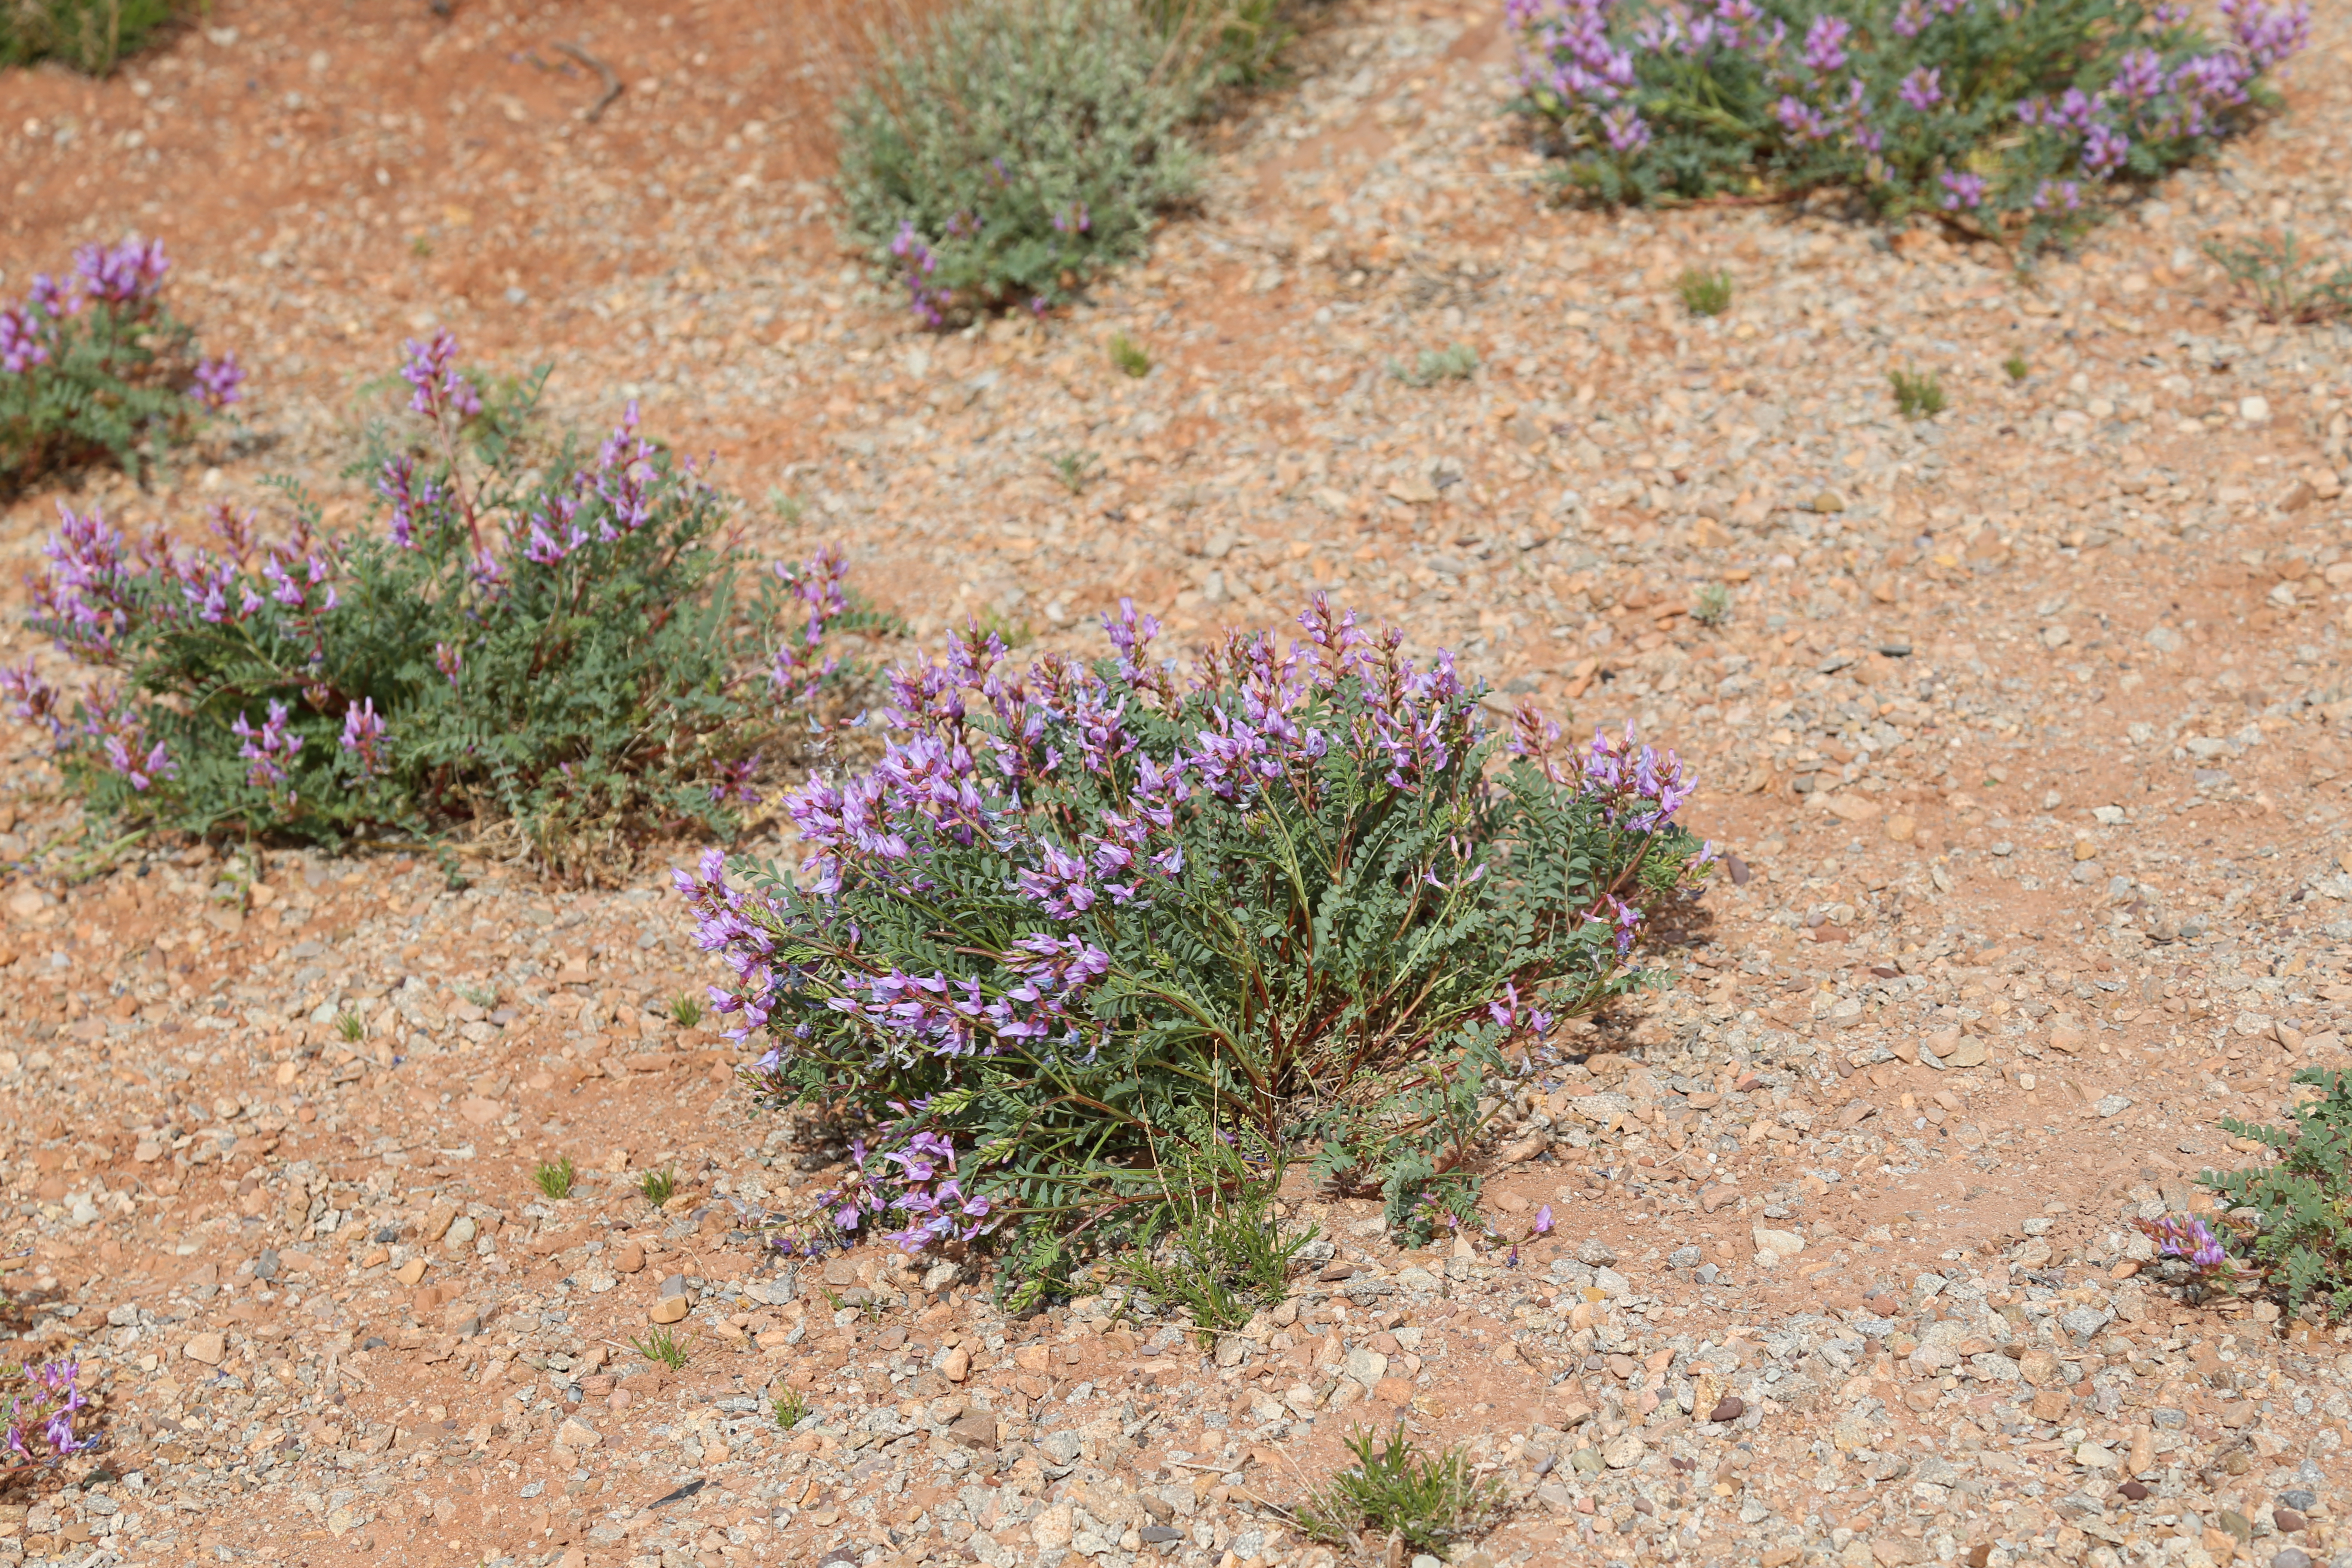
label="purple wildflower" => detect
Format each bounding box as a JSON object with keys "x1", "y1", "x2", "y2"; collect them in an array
[
  {"x1": 1897, "y1": 67, "x2": 1942, "y2": 112},
  {"x1": 191, "y1": 353, "x2": 245, "y2": 410},
  {"x1": 231, "y1": 698, "x2": 302, "y2": 793},
  {"x1": 1939, "y1": 171, "x2": 1988, "y2": 210},
  {"x1": 340, "y1": 697, "x2": 389, "y2": 778},
  {"x1": 2080, "y1": 123, "x2": 2131, "y2": 176},
  {"x1": 1800, "y1": 13, "x2": 1850, "y2": 72},
  {"x1": 399, "y1": 327, "x2": 482, "y2": 423}
]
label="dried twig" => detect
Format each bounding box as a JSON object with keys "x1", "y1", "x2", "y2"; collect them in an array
[{"x1": 556, "y1": 40, "x2": 624, "y2": 122}]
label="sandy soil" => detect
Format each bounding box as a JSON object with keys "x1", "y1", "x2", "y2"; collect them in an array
[{"x1": 5, "y1": 1, "x2": 2352, "y2": 1566}]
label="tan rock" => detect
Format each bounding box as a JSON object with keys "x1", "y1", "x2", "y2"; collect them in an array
[
  {"x1": 1032, "y1": 1503, "x2": 1075, "y2": 1550},
  {"x1": 613, "y1": 1241, "x2": 646, "y2": 1274},
  {"x1": 421, "y1": 1203, "x2": 457, "y2": 1242},
  {"x1": 183, "y1": 1332, "x2": 226, "y2": 1365},
  {"x1": 649, "y1": 1295, "x2": 690, "y2": 1325},
  {"x1": 554, "y1": 1416, "x2": 602, "y2": 1451},
  {"x1": 458, "y1": 1096, "x2": 506, "y2": 1127},
  {"x1": 942, "y1": 1344, "x2": 971, "y2": 1382},
  {"x1": 395, "y1": 1258, "x2": 428, "y2": 1286}
]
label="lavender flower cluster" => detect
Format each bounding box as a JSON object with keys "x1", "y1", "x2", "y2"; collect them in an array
[
  {"x1": 1510, "y1": 0, "x2": 2306, "y2": 240},
  {"x1": 2135, "y1": 1211, "x2": 2242, "y2": 1290},
  {"x1": 771, "y1": 1115, "x2": 998, "y2": 1256},
  {"x1": 3, "y1": 1358, "x2": 95, "y2": 1475},
  {"x1": 0, "y1": 237, "x2": 240, "y2": 404},
  {"x1": 677, "y1": 596, "x2": 1710, "y2": 1260},
  {"x1": 7, "y1": 499, "x2": 343, "y2": 799},
  {"x1": 7, "y1": 327, "x2": 876, "y2": 855}
]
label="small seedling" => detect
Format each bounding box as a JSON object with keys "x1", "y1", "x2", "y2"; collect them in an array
[
  {"x1": 640, "y1": 1166, "x2": 680, "y2": 1207},
  {"x1": 1391, "y1": 343, "x2": 1479, "y2": 388},
  {"x1": 768, "y1": 487, "x2": 807, "y2": 524},
  {"x1": 461, "y1": 983, "x2": 499, "y2": 1009},
  {"x1": 1047, "y1": 449, "x2": 1098, "y2": 495},
  {"x1": 973, "y1": 605, "x2": 1035, "y2": 650},
  {"x1": 2001, "y1": 352, "x2": 2030, "y2": 383},
  {"x1": 669, "y1": 993, "x2": 706, "y2": 1029},
  {"x1": 1889, "y1": 369, "x2": 1947, "y2": 419},
  {"x1": 410, "y1": 234, "x2": 434, "y2": 259},
  {"x1": 2203, "y1": 231, "x2": 2352, "y2": 325},
  {"x1": 1299, "y1": 1420, "x2": 1503, "y2": 1551},
  {"x1": 1692, "y1": 582, "x2": 1733, "y2": 627},
  {"x1": 1117, "y1": 1172, "x2": 1317, "y2": 1347},
  {"x1": 2192, "y1": 1066, "x2": 2352, "y2": 1320},
  {"x1": 1676, "y1": 267, "x2": 1734, "y2": 317},
  {"x1": 772, "y1": 1389, "x2": 810, "y2": 1429},
  {"x1": 335, "y1": 1011, "x2": 365, "y2": 1044},
  {"x1": 1109, "y1": 332, "x2": 1152, "y2": 377},
  {"x1": 629, "y1": 1326, "x2": 693, "y2": 1370},
  {"x1": 533, "y1": 1156, "x2": 578, "y2": 1200}
]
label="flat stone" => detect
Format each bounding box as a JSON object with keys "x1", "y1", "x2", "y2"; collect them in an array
[
  {"x1": 649, "y1": 1295, "x2": 690, "y2": 1324},
  {"x1": 1032, "y1": 1503, "x2": 1075, "y2": 1550},
  {"x1": 183, "y1": 1332, "x2": 226, "y2": 1365},
  {"x1": 1708, "y1": 1395, "x2": 1745, "y2": 1423}
]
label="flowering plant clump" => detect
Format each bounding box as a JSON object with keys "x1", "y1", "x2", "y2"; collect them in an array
[
  {"x1": 7, "y1": 330, "x2": 891, "y2": 877},
  {"x1": 2193, "y1": 1067, "x2": 2352, "y2": 1320},
  {"x1": 2, "y1": 1357, "x2": 96, "y2": 1479},
  {"x1": 0, "y1": 236, "x2": 242, "y2": 490},
  {"x1": 1508, "y1": 0, "x2": 2308, "y2": 249},
  {"x1": 837, "y1": 0, "x2": 1216, "y2": 325},
  {"x1": 680, "y1": 598, "x2": 1710, "y2": 1302}
]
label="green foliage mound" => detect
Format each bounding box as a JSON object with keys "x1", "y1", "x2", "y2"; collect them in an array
[
  {"x1": 9, "y1": 331, "x2": 888, "y2": 879},
  {"x1": 681, "y1": 602, "x2": 1710, "y2": 1307}
]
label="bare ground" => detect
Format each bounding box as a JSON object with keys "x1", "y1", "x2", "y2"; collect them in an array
[{"x1": 6, "y1": 1, "x2": 2352, "y2": 1567}]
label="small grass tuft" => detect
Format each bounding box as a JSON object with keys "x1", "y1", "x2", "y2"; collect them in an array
[
  {"x1": 335, "y1": 1011, "x2": 366, "y2": 1044},
  {"x1": 1889, "y1": 369, "x2": 1947, "y2": 420},
  {"x1": 768, "y1": 487, "x2": 807, "y2": 524},
  {"x1": 972, "y1": 605, "x2": 1035, "y2": 650},
  {"x1": 460, "y1": 983, "x2": 499, "y2": 1009},
  {"x1": 2204, "y1": 232, "x2": 2352, "y2": 326},
  {"x1": 1390, "y1": 343, "x2": 1479, "y2": 388},
  {"x1": 639, "y1": 1166, "x2": 680, "y2": 1208},
  {"x1": 1299, "y1": 1419, "x2": 1503, "y2": 1552},
  {"x1": 771, "y1": 1388, "x2": 810, "y2": 1429},
  {"x1": 1047, "y1": 449, "x2": 1098, "y2": 495},
  {"x1": 2001, "y1": 352, "x2": 2030, "y2": 384},
  {"x1": 1115, "y1": 1162, "x2": 1316, "y2": 1347},
  {"x1": 1109, "y1": 332, "x2": 1152, "y2": 377},
  {"x1": 1692, "y1": 582, "x2": 1733, "y2": 627},
  {"x1": 1676, "y1": 267, "x2": 1734, "y2": 317},
  {"x1": 669, "y1": 993, "x2": 706, "y2": 1029},
  {"x1": 532, "y1": 1156, "x2": 578, "y2": 1200},
  {"x1": 629, "y1": 1325, "x2": 693, "y2": 1370}
]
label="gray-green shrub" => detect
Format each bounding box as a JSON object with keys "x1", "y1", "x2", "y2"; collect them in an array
[{"x1": 838, "y1": 0, "x2": 1212, "y2": 325}]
